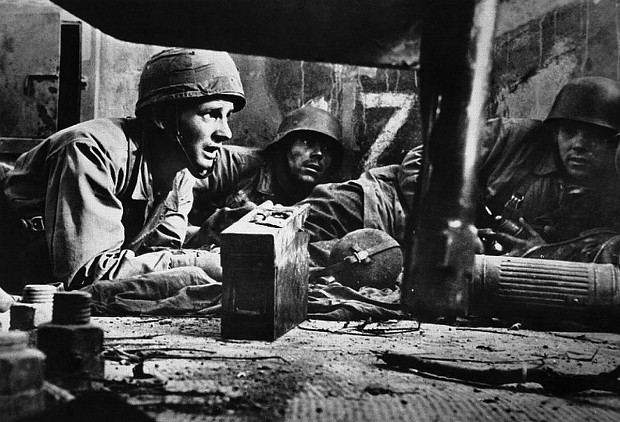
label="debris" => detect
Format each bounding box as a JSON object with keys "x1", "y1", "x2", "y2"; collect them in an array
[
  {"x1": 103, "y1": 346, "x2": 289, "y2": 363},
  {"x1": 132, "y1": 361, "x2": 167, "y2": 384},
  {"x1": 363, "y1": 384, "x2": 395, "y2": 395},
  {"x1": 455, "y1": 327, "x2": 528, "y2": 337},
  {"x1": 105, "y1": 334, "x2": 164, "y2": 341},
  {"x1": 379, "y1": 351, "x2": 620, "y2": 394},
  {"x1": 298, "y1": 320, "x2": 420, "y2": 337},
  {"x1": 42, "y1": 381, "x2": 75, "y2": 403},
  {"x1": 476, "y1": 345, "x2": 505, "y2": 352}
]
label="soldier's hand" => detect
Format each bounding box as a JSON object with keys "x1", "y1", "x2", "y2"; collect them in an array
[
  {"x1": 222, "y1": 201, "x2": 258, "y2": 226},
  {"x1": 480, "y1": 218, "x2": 546, "y2": 256}
]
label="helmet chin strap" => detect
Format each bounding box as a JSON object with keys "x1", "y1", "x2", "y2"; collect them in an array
[{"x1": 172, "y1": 105, "x2": 216, "y2": 178}]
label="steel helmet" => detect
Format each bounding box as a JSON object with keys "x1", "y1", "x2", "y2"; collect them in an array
[
  {"x1": 135, "y1": 48, "x2": 245, "y2": 116},
  {"x1": 327, "y1": 229, "x2": 403, "y2": 290},
  {"x1": 545, "y1": 76, "x2": 620, "y2": 132},
  {"x1": 267, "y1": 106, "x2": 344, "y2": 172}
]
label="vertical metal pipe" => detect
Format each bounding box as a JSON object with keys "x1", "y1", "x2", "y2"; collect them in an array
[{"x1": 402, "y1": 0, "x2": 498, "y2": 319}]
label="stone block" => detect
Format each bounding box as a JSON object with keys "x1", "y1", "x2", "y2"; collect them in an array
[
  {"x1": 10, "y1": 302, "x2": 53, "y2": 331},
  {"x1": 0, "y1": 347, "x2": 45, "y2": 395},
  {"x1": 0, "y1": 332, "x2": 45, "y2": 396},
  {"x1": 0, "y1": 387, "x2": 46, "y2": 422},
  {"x1": 37, "y1": 323, "x2": 104, "y2": 389}
]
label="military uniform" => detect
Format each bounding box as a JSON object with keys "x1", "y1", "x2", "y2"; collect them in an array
[
  {"x1": 300, "y1": 145, "x2": 422, "y2": 267},
  {"x1": 191, "y1": 145, "x2": 300, "y2": 225},
  {"x1": 302, "y1": 117, "x2": 620, "y2": 265},
  {"x1": 0, "y1": 118, "x2": 226, "y2": 290},
  {"x1": 190, "y1": 106, "x2": 345, "y2": 244},
  {"x1": 479, "y1": 117, "x2": 620, "y2": 244},
  {"x1": 0, "y1": 47, "x2": 247, "y2": 292}
]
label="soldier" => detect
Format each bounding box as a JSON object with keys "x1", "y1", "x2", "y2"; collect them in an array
[
  {"x1": 303, "y1": 76, "x2": 620, "y2": 268},
  {"x1": 300, "y1": 144, "x2": 421, "y2": 268},
  {"x1": 189, "y1": 106, "x2": 344, "y2": 245},
  {"x1": 0, "y1": 48, "x2": 245, "y2": 292},
  {"x1": 478, "y1": 76, "x2": 620, "y2": 259}
]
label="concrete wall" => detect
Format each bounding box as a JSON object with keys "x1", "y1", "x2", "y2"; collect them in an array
[
  {"x1": 85, "y1": 34, "x2": 420, "y2": 179},
  {"x1": 3, "y1": 0, "x2": 619, "y2": 175},
  {"x1": 491, "y1": 0, "x2": 620, "y2": 120}
]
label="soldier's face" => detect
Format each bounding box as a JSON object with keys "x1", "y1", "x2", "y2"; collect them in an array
[
  {"x1": 556, "y1": 120, "x2": 618, "y2": 185},
  {"x1": 285, "y1": 134, "x2": 335, "y2": 188},
  {"x1": 176, "y1": 98, "x2": 235, "y2": 178}
]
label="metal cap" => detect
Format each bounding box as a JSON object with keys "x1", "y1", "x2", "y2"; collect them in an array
[
  {"x1": 268, "y1": 107, "x2": 343, "y2": 149},
  {"x1": 328, "y1": 229, "x2": 403, "y2": 290},
  {"x1": 545, "y1": 76, "x2": 620, "y2": 132},
  {"x1": 136, "y1": 48, "x2": 245, "y2": 115},
  {"x1": 267, "y1": 106, "x2": 344, "y2": 173}
]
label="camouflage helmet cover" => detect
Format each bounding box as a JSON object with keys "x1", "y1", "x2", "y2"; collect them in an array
[{"x1": 135, "y1": 48, "x2": 245, "y2": 116}]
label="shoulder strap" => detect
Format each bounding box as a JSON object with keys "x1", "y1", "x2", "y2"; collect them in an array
[
  {"x1": 483, "y1": 155, "x2": 546, "y2": 219},
  {"x1": 310, "y1": 240, "x2": 400, "y2": 280},
  {"x1": 478, "y1": 118, "x2": 554, "y2": 218},
  {"x1": 495, "y1": 170, "x2": 541, "y2": 218}
]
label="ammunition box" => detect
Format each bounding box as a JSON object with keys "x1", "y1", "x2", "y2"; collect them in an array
[{"x1": 220, "y1": 203, "x2": 310, "y2": 341}]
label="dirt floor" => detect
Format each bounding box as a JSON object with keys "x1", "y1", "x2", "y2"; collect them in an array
[{"x1": 72, "y1": 317, "x2": 620, "y2": 422}]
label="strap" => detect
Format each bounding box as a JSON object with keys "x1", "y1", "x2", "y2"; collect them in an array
[
  {"x1": 484, "y1": 161, "x2": 543, "y2": 220},
  {"x1": 20, "y1": 216, "x2": 45, "y2": 232},
  {"x1": 311, "y1": 240, "x2": 400, "y2": 280}
]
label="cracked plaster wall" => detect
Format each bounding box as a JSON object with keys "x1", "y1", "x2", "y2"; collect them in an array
[{"x1": 2, "y1": 0, "x2": 619, "y2": 176}]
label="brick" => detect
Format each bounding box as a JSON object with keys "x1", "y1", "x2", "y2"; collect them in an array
[{"x1": 10, "y1": 302, "x2": 53, "y2": 331}]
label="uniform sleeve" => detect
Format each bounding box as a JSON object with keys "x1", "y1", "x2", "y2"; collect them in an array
[
  {"x1": 191, "y1": 145, "x2": 264, "y2": 223},
  {"x1": 143, "y1": 169, "x2": 195, "y2": 248},
  {"x1": 299, "y1": 181, "x2": 365, "y2": 243},
  {"x1": 44, "y1": 141, "x2": 189, "y2": 289},
  {"x1": 477, "y1": 118, "x2": 552, "y2": 196}
]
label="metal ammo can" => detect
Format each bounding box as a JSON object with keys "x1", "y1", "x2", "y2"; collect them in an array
[{"x1": 220, "y1": 202, "x2": 310, "y2": 341}]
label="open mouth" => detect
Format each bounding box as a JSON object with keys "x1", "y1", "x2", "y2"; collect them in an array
[
  {"x1": 303, "y1": 162, "x2": 322, "y2": 173},
  {"x1": 203, "y1": 147, "x2": 219, "y2": 161},
  {"x1": 568, "y1": 156, "x2": 590, "y2": 166}
]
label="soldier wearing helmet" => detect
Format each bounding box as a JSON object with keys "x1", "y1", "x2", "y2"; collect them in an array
[
  {"x1": 302, "y1": 76, "x2": 620, "y2": 280},
  {"x1": 0, "y1": 48, "x2": 246, "y2": 292},
  {"x1": 477, "y1": 76, "x2": 620, "y2": 258},
  {"x1": 267, "y1": 106, "x2": 343, "y2": 195},
  {"x1": 189, "y1": 106, "x2": 343, "y2": 244}
]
